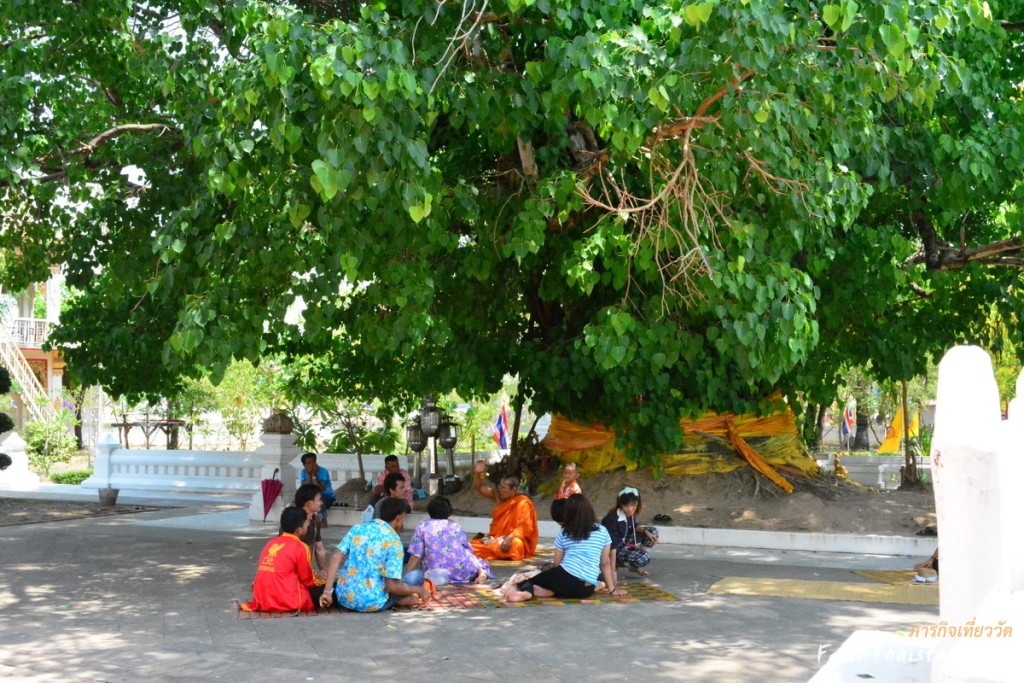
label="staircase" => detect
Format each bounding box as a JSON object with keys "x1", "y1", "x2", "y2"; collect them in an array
[{"x1": 0, "y1": 320, "x2": 58, "y2": 424}]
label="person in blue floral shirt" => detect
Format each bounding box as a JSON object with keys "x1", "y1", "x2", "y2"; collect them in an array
[
  {"x1": 405, "y1": 497, "x2": 492, "y2": 584},
  {"x1": 319, "y1": 498, "x2": 430, "y2": 612}
]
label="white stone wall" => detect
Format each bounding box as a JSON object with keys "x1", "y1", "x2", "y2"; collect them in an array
[
  {"x1": 837, "y1": 454, "x2": 933, "y2": 490},
  {"x1": 81, "y1": 434, "x2": 496, "y2": 495}
]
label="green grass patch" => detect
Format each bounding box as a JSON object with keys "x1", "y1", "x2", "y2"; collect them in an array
[{"x1": 49, "y1": 469, "x2": 93, "y2": 485}]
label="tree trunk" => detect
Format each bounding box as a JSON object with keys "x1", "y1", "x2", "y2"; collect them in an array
[
  {"x1": 73, "y1": 408, "x2": 84, "y2": 449},
  {"x1": 900, "y1": 379, "x2": 918, "y2": 487},
  {"x1": 852, "y1": 409, "x2": 871, "y2": 451},
  {"x1": 348, "y1": 423, "x2": 365, "y2": 481},
  {"x1": 800, "y1": 402, "x2": 826, "y2": 450},
  {"x1": 507, "y1": 393, "x2": 526, "y2": 474},
  {"x1": 166, "y1": 400, "x2": 178, "y2": 449}
]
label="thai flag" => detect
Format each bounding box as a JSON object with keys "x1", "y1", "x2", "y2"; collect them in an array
[
  {"x1": 492, "y1": 404, "x2": 509, "y2": 449},
  {"x1": 839, "y1": 403, "x2": 855, "y2": 441}
]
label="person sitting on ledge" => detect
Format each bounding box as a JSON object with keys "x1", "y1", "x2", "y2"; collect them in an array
[
  {"x1": 299, "y1": 452, "x2": 336, "y2": 522},
  {"x1": 240, "y1": 506, "x2": 325, "y2": 613},
  {"x1": 371, "y1": 455, "x2": 414, "y2": 510},
  {"x1": 319, "y1": 497, "x2": 430, "y2": 612},
  {"x1": 469, "y1": 460, "x2": 538, "y2": 561}
]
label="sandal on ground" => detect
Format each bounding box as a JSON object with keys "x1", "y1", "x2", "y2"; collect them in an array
[{"x1": 653, "y1": 514, "x2": 672, "y2": 523}]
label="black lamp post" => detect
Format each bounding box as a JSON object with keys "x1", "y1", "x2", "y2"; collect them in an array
[
  {"x1": 438, "y1": 412, "x2": 460, "y2": 475},
  {"x1": 406, "y1": 396, "x2": 461, "y2": 495},
  {"x1": 406, "y1": 417, "x2": 427, "y2": 486}
]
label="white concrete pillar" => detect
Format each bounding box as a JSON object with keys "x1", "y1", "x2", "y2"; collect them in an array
[
  {"x1": 0, "y1": 430, "x2": 39, "y2": 486},
  {"x1": 248, "y1": 432, "x2": 301, "y2": 523},
  {"x1": 931, "y1": 345, "x2": 1007, "y2": 624},
  {"x1": 45, "y1": 266, "x2": 62, "y2": 325},
  {"x1": 1003, "y1": 370, "x2": 1024, "y2": 593},
  {"x1": 17, "y1": 285, "x2": 34, "y2": 318},
  {"x1": 82, "y1": 432, "x2": 121, "y2": 490}
]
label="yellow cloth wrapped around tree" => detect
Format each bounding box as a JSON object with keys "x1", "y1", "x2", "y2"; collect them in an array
[
  {"x1": 543, "y1": 399, "x2": 818, "y2": 486},
  {"x1": 470, "y1": 495, "x2": 539, "y2": 560}
]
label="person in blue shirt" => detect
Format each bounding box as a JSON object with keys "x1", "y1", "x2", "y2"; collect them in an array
[
  {"x1": 299, "y1": 452, "x2": 336, "y2": 522},
  {"x1": 506, "y1": 494, "x2": 626, "y2": 602},
  {"x1": 318, "y1": 497, "x2": 430, "y2": 612}
]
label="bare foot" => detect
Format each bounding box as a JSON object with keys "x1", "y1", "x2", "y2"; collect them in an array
[
  {"x1": 629, "y1": 566, "x2": 650, "y2": 577},
  {"x1": 394, "y1": 594, "x2": 422, "y2": 609},
  {"x1": 474, "y1": 569, "x2": 489, "y2": 584},
  {"x1": 506, "y1": 590, "x2": 533, "y2": 603}
]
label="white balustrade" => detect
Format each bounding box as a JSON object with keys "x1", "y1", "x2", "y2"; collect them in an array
[{"x1": 81, "y1": 437, "x2": 492, "y2": 500}]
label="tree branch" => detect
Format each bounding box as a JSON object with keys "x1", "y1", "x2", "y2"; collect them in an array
[
  {"x1": 908, "y1": 282, "x2": 933, "y2": 299},
  {"x1": 647, "y1": 69, "x2": 755, "y2": 146},
  {"x1": 0, "y1": 32, "x2": 47, "y2": 52},
  {"x1": 40, "y1": 123, "x2": 181, "y2": 163},
  {"x1": 695, "y1": 68, "x2": 756, "y2": 118},
  {"x1": 905, "y1": 236, "x2": 1024, "y2": 270}
]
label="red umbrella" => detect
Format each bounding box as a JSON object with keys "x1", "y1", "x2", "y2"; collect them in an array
[{"x1": 260, "y1": 468, "x2": 284, "y2": 522}]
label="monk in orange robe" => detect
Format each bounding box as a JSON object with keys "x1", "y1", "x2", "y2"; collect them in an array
[{"x1": 469, "y1": 460, "x2": 538, "y2": 561}]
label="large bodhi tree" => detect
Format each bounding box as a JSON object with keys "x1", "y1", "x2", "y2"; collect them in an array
[{"x1": 2, "y1": 1, "x2": 1023, "y2": 466}]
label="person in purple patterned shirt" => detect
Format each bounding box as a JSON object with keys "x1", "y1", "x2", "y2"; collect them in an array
[{"x1": 405, "y1": 496, "x2": 492, "y2": 584}]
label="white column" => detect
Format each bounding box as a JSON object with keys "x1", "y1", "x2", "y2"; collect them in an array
[
  {"x1": 931, "y1": 345, "x2": 1007, "y2": 623},
  {"x1": 17, "y1": 285, "x2": 34, "y2": 318},
  {"x1": 45, "y1": 267, "x2": 62, "y2": 324},
  {"x1": 0, "y1": 430, "x2": 39, "y2": 486},
  {"x1": 931, "y1": 346, "x2": 1021, "y2": 683},
  {"x1": 1004, "y1": 370, "x2": 1024, "y2": 594},
  {"x1": 80, "y1": 432, "x2": 120, "y2": 491},
  {"x1": 248, "y1": 432, "x2": 301, "y2": 523}
]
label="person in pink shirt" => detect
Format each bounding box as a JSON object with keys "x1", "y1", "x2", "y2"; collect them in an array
[
  {"x1": 555, "y1": 462, "x2": 582, "y2": 500},
  {"x1": 372, "y1": 455, "x2": 414, "y2": 508}
]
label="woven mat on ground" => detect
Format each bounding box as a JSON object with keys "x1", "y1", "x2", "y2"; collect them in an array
[
  {"x1": 233, "y1": 599, "x2": 333, "y2": 619},
  {"x1": 424, "y1": 581, "x2": 679, "y2": 610},
  {"x1": 853, "y1": 569, "x2": 931, "y2": 585},
  {"x1": 707, "y1": 577, "x2": 938, "y2": 606},
  {"x1": 487, "y1": 545, "x2": 555, "y2": 568},
  {"x1": 234, "y1": 582, "x2": 679, "y2": 618}
]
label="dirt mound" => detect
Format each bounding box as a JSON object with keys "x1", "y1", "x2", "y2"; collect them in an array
[{"x1": 443, "y1": 468, "x2": 936, "y2": 536}]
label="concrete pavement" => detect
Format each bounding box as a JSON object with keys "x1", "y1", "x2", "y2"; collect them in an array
[{"x1": 0, "y1": 487, "x2": 938, "y2": 682}]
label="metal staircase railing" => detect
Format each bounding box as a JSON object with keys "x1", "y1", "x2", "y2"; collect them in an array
[{"x1": 0, "y1": 318, "x2": 58, "y2": 424}]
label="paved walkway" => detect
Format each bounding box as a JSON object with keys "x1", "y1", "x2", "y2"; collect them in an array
[{"x1": 0, "y1": 487, "x2": 938, "y2": 682}]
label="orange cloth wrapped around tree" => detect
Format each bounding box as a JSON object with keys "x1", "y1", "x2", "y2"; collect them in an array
[
  {"x1": 470, "y1": 495, "x2": 539, "y2": 561},
  {"x1": 240, "y1": 532, "x2": 321, "y2": 613}
]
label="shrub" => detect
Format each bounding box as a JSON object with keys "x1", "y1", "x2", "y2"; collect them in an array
[
  {"x1": 50, "y1": 468, "x2": 93, "y2": 485},
  {"x1": 23, "y1": 408, "x2": 79, "y2": 479},
  {"x1": 0, "y1": 367, "x2": 12, "y2": 469}
]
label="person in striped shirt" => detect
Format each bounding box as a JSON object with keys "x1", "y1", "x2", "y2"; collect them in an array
[{"x1": 506, "y1": 494, "x2": 626, "y2": 601}]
